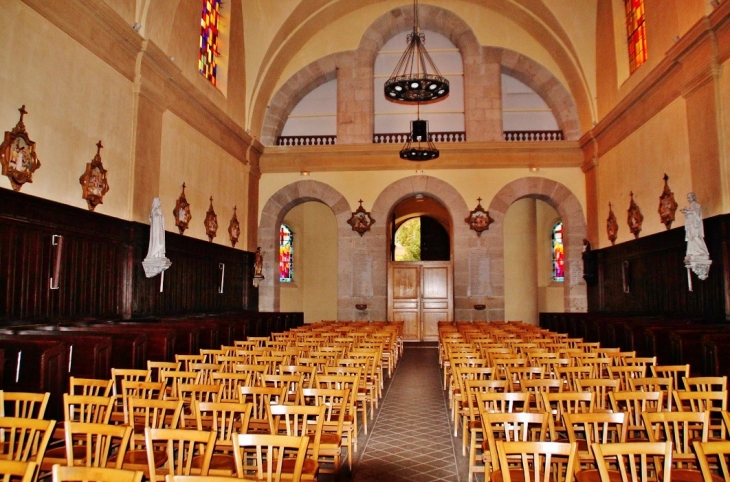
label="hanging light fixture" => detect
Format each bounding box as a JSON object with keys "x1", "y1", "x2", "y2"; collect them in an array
[
  {"x1": 384, "y1": 0, "x2": 449, "y2": 103},
  {"x1": 400, "y1": 105, "x2": 439, "y2": 161}
]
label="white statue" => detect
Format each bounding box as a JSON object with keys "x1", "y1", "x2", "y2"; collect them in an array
[
  {"x1": 142, "y1": 197, "x2": 172, "y2": 278},
  {"x1": 681, "y1": 192, "x2": 711, "y2": 282}
]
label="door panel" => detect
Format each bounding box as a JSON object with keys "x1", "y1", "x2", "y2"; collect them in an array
[{"x1": 388, "y1": 261, "x2": 452, "y2": 341}]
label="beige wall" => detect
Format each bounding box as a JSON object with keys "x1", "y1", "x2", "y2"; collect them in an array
[
  {"x1": 596, "y1": 99, "x2": 692, "y2": 249},
  {"x1": 0, "y1": 1, "x2": 135, "y2": 219},
  {"x1": 280, "y1": 201, "x2": 338, "y2": 323},
  {"x1": 504, "y1": 199, "x2": 538, "y2": 325}
]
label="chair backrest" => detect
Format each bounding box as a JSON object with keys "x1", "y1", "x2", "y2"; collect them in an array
[
  {"x1": 563, "y1": 412, "x2": 627, "y2": 460},
  {"x1": 693, "y1": 439, "x2": 730, "y2": 482},
  {"x1": 494, "y1": 440, "x2": 577, "y2": 482},
  {"x1": 127, "y1": 398, "x2": 183, "y2": 436},
  {"x1": 69, "y1": 377, "x2": 113, "y2": 397},
  {"x1": 52, "y1": 464, "x2": 143, "y2": 482},
  {"x1": 0, "y1": 460, "x2": 36, "y2": 482},
  {"x1": 232, "y1": 433, "x2": 309, "y2": 481},
  {"x1": 592, "y1": 441, "x2": 673, "y2": 482},
  {"x1": 628, "y1": 376, "x2": 674, "y2": 411},
  {"x1": 269, "y1": 404, "x2": 325, "y2": 462},
  {"x1": 300, "y1": 388, "x2": 348, "y2": 438},
  {"x1": 0, "y1": 391, "x2": 50, "y2": 419},
  {"x1": 575, "y1": 378, "x2": 619, "y2": 412},
  {"x1": 210, "y1": 372, "x2": 252, "y2": 403},
  {"x1": 683, "y1": 375, "x2": 727, "y2": 392},
  {"x1": 144, "y1": 427, "x2": 216, "y2": 482},
  {"x1": 673, "y1": 389, "x2": 728, "y2": 439},
  {"x1": 609, "y1": 390, "x2": 662, "y2": 441},
  {"x1": 643, "y1": 410, "x2": 709, "y2": 466},
  {"x1": 194, "y1": 401, "x2": 252, "y2": 447},
  {"x1": 482, "y1": 412, "x2": 548, "y2": 476},
  {"x1": 111, "y1": 369, "x2": 150, "y2": 397},
  {"x1": 63, "y1": 393, "x2": 115, "y2": 424},
  {"x1": 0, "y1": 417, "x2": 55, "y2": 464},
  {"x1": 120, "y1": 380, "x2": 165, "y2": 424},
  {"x1": 146, "y1": 361, "x2": 181, "y2": 383},
  {"x1": 238, "y1": 386, "x2": 286, "y2": 433},
  {"x1": 63, "y1": 421, "x2": 133, "y2": 469}
]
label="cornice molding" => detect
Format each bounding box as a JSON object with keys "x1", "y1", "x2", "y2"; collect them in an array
[
  {"x1": 580, "y1": 5, "x2": 730, "y2": 158},
  {"x1": 260, "y1": 142, "x2": 583, "y2": 173}
]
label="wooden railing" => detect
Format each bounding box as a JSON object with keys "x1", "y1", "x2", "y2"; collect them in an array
[
  {"x1": 276, "y1": 130, "x2": 565, "y2": 145},
  {"x1": 373, "y1": 131, "x2": 467, "y2": 144},
  {"x1": 503, "y1": 130, "x2": 564, "y2": 141},
  {"x1": 276, "y1": 135, "x2": 337, "y2": 146}
]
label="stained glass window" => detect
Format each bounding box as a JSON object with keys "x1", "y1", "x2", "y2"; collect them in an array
[
  {"x1": 625, "y1": 0, "x2": 647, "y2": 74},
  {"x1": 199, "y1": 0, "x2": 221, "y2": 85},
  {"x1": 552, "y1": 221, "x2": 564, "y2": 282},
  {"x1": 279, "y1": 224, "x2": 293, "y2": 282}
]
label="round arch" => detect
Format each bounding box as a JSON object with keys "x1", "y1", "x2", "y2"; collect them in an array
[
  {"x1": 485, "y1": 177, "x2": 588, "y2": 314},
  {"x1": 260, "y1": 4, "x2": 582, "y2": 145}
]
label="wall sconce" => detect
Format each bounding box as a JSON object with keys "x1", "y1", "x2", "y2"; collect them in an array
[{"x1": 300, "y1": 171, "x2": 310, "y2": 176}]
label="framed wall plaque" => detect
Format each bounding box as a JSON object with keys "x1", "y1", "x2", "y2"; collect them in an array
[
  {"x1": 465, "y1": 198, "x2": 494, "y2": 236},
  {"x1": 79, "y1": 141, "x2": 109, "y2": 211},
  {"x1": 347, "y1": 199, "x2": 375, "y2": 236},
  {"x1": 658, "y1": 173, "x2": 678, "y2": 230},
  {"x1": 204, "y1": 196, "x2": 218, "y2": 242},
  {"x1": 606, "y1": 202, "x2": 618, "y2": 246},
  {"x1": 228, "y1": 205, "x2": 240, "y2": 248},
  {"x1": 173, "y1": 183, "x2": 192, "y2": 235},
  {"x1": 627, "y1": 191, "x2": 643, "y2": 239},
  {"x1": 0, "y1": 105, "x2": 41, "y2": 191}
]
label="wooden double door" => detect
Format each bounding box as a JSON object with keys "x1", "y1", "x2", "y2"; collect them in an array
[{"x1": 387, "y1": 261, "x2": 453, "y2": 341}]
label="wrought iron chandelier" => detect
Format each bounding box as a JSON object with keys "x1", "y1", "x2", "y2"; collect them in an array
[
  {"x1": 400, "y1": 118, "x2": 439, "y2": 161},
  {"x1": 384, "y1": 0, "x2": 449, "y2": 103}
]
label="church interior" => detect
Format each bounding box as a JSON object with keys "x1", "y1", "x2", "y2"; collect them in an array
[{"x1": 1, "y1": 0, "x2": 730, "y2": 481}]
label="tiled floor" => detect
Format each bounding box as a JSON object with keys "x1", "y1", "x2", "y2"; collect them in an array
[{"x1": 337, "y1": 344, "x2": 470, "y2": 482}]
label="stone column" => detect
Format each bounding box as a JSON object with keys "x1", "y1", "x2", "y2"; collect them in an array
[
  {"x1": 504, "y1": 198, "x2": 538, "y2": 325},
  {"x1": 337, "y1": 52, "x2": 374, "y2": 144},
  {"x1": 463, "y1": 48, "x2": 503, "y2": 142}
]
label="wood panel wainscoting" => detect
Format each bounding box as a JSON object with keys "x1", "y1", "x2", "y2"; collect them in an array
[
  {"x1": 0, "y1": 188, "x2": 257, "y2": 322},
  {"x1": 388, "y1": 261, "x2": 453, "y2": 341},
  {"x1": 583, "y1": 213, "x2": 730, "y2": 318}
]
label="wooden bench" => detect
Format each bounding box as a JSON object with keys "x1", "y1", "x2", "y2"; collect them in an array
[{"x1": 83, "y1": 323, "x2": 176, "y2": 362}]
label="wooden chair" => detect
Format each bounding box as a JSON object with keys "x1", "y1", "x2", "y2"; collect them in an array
[
  {"x1": 628, "y1": 376, "x2": 675, "y2": 411},
  {"x1": 555, "y1": 366, "x2": 593, "y2": 392},
  {"x1": 674, "y1": 390, "x2": 728, "y2": 440},
  {"x1": 238, "y1": 386, "x2": 286, "y2": 434},
  {"x1": 211, "y1": 372, "x2": 252, "y2": 403},
  {"x1": 63, "y1": 422, "x2": 133, "y2": 469},
  {"x1": 643, "y1": 410, "x2": 710, "y2": 482},
  {"x1": 0, "y1": 417, "x2": 55, "y2": 465},
  {"x1": 607, "y1": 365, "x2": 647, "y2": 391},
  {"x1": 1, "y1": 391, "x2": 50, "y2": 419},
  {"x1": 262, "y1": 374, "x2": 305, "y2": 405},
  {"x1": 316, "y1": 372, "x2": 362, "y2": 442},
  {"x1": 683, "y1": 376, "x2": 727, "y2": 393},
  {"x1": 119, "y1": 380, "x2": 165, "y2": 424},
  {"x1": 269, "y1": 404, "x2": 324, "y2": 481},
  {"x1": 0, "y1": 460, "x2": 36, "y2": 482},
  {"x1": 69, "y1": 377, "x2": 113, "y2": 397},
  {"x1": 481, "y1": 412, "x2": 549, "y2": 482},
  {"x1": 52, "y1": 464, "x2": 143, "y2": 482},
  {"x1": 592, "y1": 441, "x2": 673, "y2": 482},
  {"x1": 146, "y1": 362, "x2": 181, "y2": 383},
  {"x1": 173, "y1": 355, "x2": 205, "y2": 372},
  {"x1": 176, "y1": 383, "x2": 222, "y2": 428},
  {"x1": 301, "y1": 388, "x2": 349, "y2": 474},
  {"x1": 232, "y1": 433, "x2": 309, "y2": 482},
  {"x1": 563, "y1": 411, "x2": 627, "y2": 475},
  {"x1": 111, "y1": 369, "x2": 150, "y2": 399},
  {"x1": 520, "y1": 378, "x2": 562, "y2": 413},
  {"x1": 609, "y1": 390, "x2": 663, "y2": 443},
  {"x1": 576, "y1": 378, "x2": 619, "y2": 413},
  {"x1": 652, "y1": 364, "x2": 690, "y2": 392},
  {"x1": 118, "y1": 398, "x2": 183, "y2": 477},
  {"x1": 493, "y1": 440, "x2": 578, "y2": 482},
  {"x1": 692, "y1": 439, "x2": 730, "y2": 482},
  {"x1": 541, "y1": 391, "x2": 593, "y2": 443},
  {"x1": 144, "y1": 427, "x2": 216, "y2": 482},
  {"x1": 192, "y1": 401, "x2": 252, "y2": 476},
  {"x1": 188, "y1": 363, "x2": 220, "y2": 385},
  {"x1": 159, "y1": 371, "x2": 200, "y2": 401},
  {"x1": 164, "y1": 475, "x2": 242, "y2": 482}
]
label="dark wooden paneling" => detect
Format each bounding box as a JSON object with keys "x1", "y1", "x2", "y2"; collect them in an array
[
  {"x1": 586, "y1": 214, "x2": 730, "y2": 319},
  {"x1": 0, "y1": 188, "x2": 256, "y2": 322}
]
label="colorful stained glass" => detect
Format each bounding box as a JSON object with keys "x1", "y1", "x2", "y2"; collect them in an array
[
  {"x1": 625, "y1": 0, "x2": 647, "y2": 74},
  {"x1": 198, "y1": 0, "x2": 221, "y2": 85},
  {"x1": 280, "y1": 224, "x2": 293, "y2": 282},
  {"x1": 552, "y1": 221, "x2": 564, "y2": 282}
]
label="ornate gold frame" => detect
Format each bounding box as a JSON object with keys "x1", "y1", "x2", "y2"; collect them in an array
[
  {"x1": 627, "y1": 191, "x2": 644, "y2": 239},
  {"x1": 228, "y1": 206, "x2": 241, "y2": 247},
  {"x1": 0, "y1": 106, "x2": 41, "y2": 191},
  {"x1": 347, "y1": 200, "x2": 375, "y2": 236},
  {"x1": 658, "y1": 174, "x2": 678, "y2": 230},
  {"x1": 465, "y1": 198, "x2": 494, "y2": 236},
  {"x1": 606, "y1": 202, "x2": 618, "y2": 246},
  {"x1": 79, "y1": 141, "x2": 110, "y2": 211},
  {"x1": 204, "y1": 196, "x2": 218, "y2": 242},
  {"x1": 173, "y1": 183, "x2": 192, "y2": 235}
]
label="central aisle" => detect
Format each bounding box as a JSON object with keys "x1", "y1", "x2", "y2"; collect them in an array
[{"x1": 350, "y1": 345, "x2": 468, "y2": 482}]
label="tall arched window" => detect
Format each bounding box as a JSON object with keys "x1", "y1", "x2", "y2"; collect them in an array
[
  {"x1": 279, "y1": 224, "x2": 293, "y2": 282},
  {"x1": 626, "y1": 0, "x2": 647, "y2": 73},
  {"x1": 552, "y1": 221, "x2": 564, "y2": 282},
  {"x1": 199, "y1": 0, "x2": 222, "y2": 85}
]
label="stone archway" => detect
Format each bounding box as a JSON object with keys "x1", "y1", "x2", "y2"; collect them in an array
[
  {"x1": 260, "y1": 5, "x2": 583, "y2": 145},
  {"x1": 257, "y1": 180, "x2": 353, "y2": 313},
  {"x1": 485, "y1": 177, "x2": 588, "y2": 315}
]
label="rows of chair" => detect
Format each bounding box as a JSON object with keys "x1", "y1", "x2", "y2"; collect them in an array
[
  {"x1": 440, "y1": 320, "x2": 730, "y2": 482},
  {"x1": 0, "y1": 320, "x2": 402, "y2": 482}
]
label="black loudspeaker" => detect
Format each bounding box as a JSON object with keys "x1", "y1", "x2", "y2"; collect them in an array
[{"x1": 411, "y1": 120, "x2": 428, "y2": 142}]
